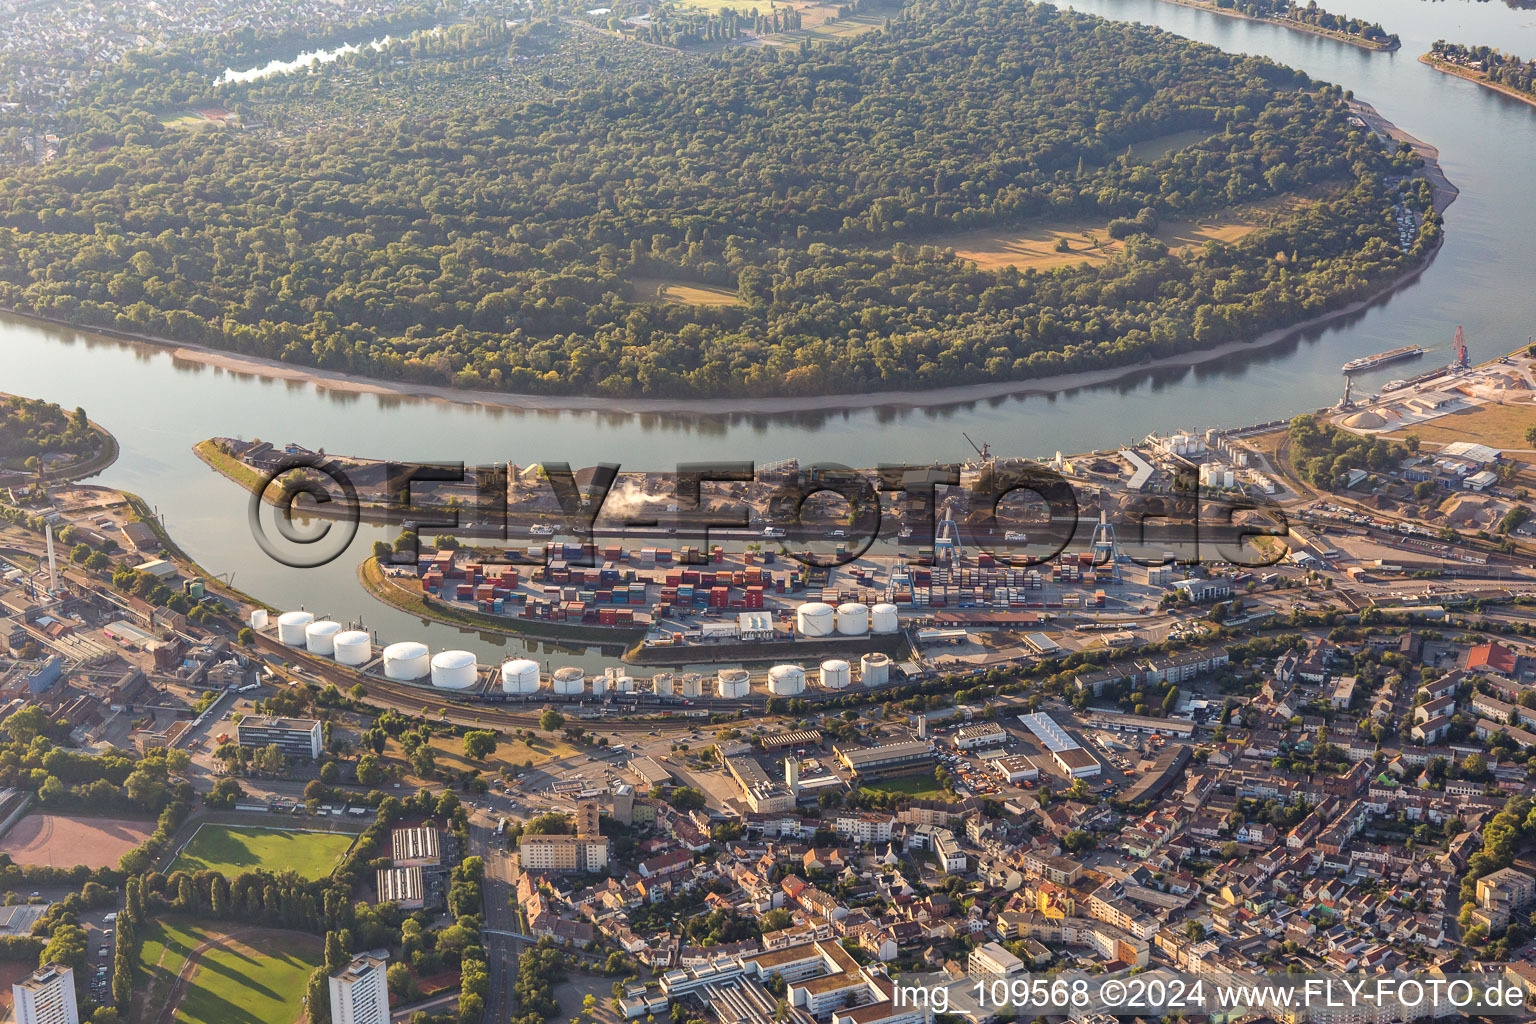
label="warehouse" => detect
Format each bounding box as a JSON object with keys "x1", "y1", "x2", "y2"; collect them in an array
[
  {"x1": 835, "y1": 740, "x2": 935, "y2": 779},
  {"x1": 991, "y1": 755, "x2": 1040, "y2": 784},
  {"x1": 391, "y1": 827, "x2": 442, "y2": 868},
  {"x1": 377, "y1": 866, "x2": 424, "y2": 909},
  {"x1": 1085, "y1": 711, "x2": 1196, "y2": 738},
  {"x1": 953, "y1": 722, "x2": 1007, "y2": 750}
]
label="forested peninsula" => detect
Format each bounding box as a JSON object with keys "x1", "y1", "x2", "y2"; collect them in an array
[{"x1": 0, "y1": 0, "x2": 1439, "y2": 398}]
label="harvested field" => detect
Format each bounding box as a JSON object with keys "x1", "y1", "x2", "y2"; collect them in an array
[
  {"x1": 632, "y1": 278, "x2": 743, "y2": 307},
  {"x1": 0, "y1": 813, "x2": 155, "y2": 868}
]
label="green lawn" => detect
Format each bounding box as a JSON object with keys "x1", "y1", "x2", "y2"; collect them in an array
[
  {"x1": 170, "y1": 824, "x2": 355, "y2": 880},
  {"x1": 139, "y1": 918, "x2": 320, "y2": 1024},
  {"x1": 857, "y1": 776, "x2": 948, "y2": 800}
]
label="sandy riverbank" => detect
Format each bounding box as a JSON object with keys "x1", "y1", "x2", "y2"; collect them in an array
[{"x1": 2, "y1": 110, "x2": 1455, "y2": 418}]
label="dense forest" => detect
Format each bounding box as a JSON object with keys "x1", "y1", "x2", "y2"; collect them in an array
[
  {"x1": 0, "y1": 397, "x2": 99, "y2": 465},
  {"x1": 0, "y1": 0, "x2": 1434, "y2": 398},
  {"x1": 1428, "y1": 41, "x2": 1536, "y2": 98}
]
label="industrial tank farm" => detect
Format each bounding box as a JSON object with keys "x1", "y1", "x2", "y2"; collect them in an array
[
  {"x1": 333, "y1": 630, "x2": 372, "y2": 666},
  {"x1": 552, "y1": 666, "x2": 586, "y2": 696},
  {"x1": 382, "y1": 641, "x2": 430, "y2": 681},
  {"x1": 768, "y1": 664, "x2": 806, "y2": 696},
  {"x1": 717, "y1": 668, "x2": 751, "y2": 698},
  {"x1": 860, "y1": 652, "x2": 891, "y2": 686},
  {"x1": 795, "y1": 602, "x2": 836, "y2": 637},
  {"x1": 276, "y1": 610, "x2": 314, "y2": 645},
  {"x1": 819, "y1": 659, "x2": 851, "y2": 689},
  {"x1": 836, "y1": 603, "x2": 869, "y2": 635},
  {"x1": 430, "y1": 650, "x2": 478, "y2": 689},
  {"x1": 501, "y1": 658, "x2": 540, "y2": 694},
  {"x1": 304, "y1": 619, "x2": 342, "y2": 655}
]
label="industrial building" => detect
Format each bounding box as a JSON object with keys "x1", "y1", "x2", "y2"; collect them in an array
[
  {"x1": 727, "y1": 755, "x2": 797, "y2": 813},
  {"x1": 390, "y1": 827, "x2": 441, "y2": 868},
  {"x1": 329, "y1": 950, "x2": 391, "y2": 1024},
  {"x1": 990, "y1": 755, "x2": 1040, "y2": 783},
  {"x1": 834, "y1": 740, "x2": 935, "y2": 779},
  {"x1": 1019, "y1": 713, "x2": 1101, "y2": 778},
  {"x1": 376, "y1": 866, "x2": 424, "y2": 909},
  {"x1": 1084, "y1": 711, "x2": 1196, "y2": 739},
  {"x1": 953, "y1": 722, "x2": 1007, "y2": 750},
  {"x1": 13, "y1": 965, "x2": 77, "y2": 1024},
  {"x1": 234, "y1": 716, "x2": 322, "y2": 760}
]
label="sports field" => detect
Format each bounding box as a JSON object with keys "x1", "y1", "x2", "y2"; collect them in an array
[
  {"x1": 169, "y1": 824, "x2": 355, "y2": 880},
  {"x1": 139, "y1": 918, "x2": 320, "y2": 1024},
  {"x1": 0, "y1": 814, "x2": 154, "y2": 868},
  {"x1": 858, "y1": 776, "x2": 948, "y2": 800}
]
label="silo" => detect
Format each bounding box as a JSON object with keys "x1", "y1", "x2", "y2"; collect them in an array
[
  {"x1": 500, "y1": 658, "x2": 540, "y2": 694},
  {"x1": 717, "y1": 668, "x2": 751, "y2": 699},
  {"x1": 870, "y1": 604, "x2": 900, "y2": 634},
  {"x1": 679, "y1": 673, "x2": 704, "y2": 698},
  {"x1": 552, "y1": 667, "x2": 585, "y2": 696},
  {"x1": 819, "y1": 659, "x2": 851, "y2": 689},
  {"x1": 276, "y1": 610, "x2": 314, "y2": 646},
  {"x1": 796, "y1": 602, "x2": 836, "y2": 637},
  {"x1": 652, "y1": 672, "x2": 675, "y2": 697},
  {"x1": 860, "y1": 653, "x2": 891, "y2": 687},
  {"x1": 836, "y1": 603, "x2": 869, "y2": 636},
  {"x1": 249, "y1": 608, "x2": 269, "y2": 631},
  {"x1": 591, "y1": 673, "x2": 609, "y2": 697},
  {"x1": 304, "y1": 619, "x2": 342, "y2": 655},
  {"x1": 431, "y1": 650, "x2": 478, "y2": 690},
  {"x1": 382, "y1": 641, "x2": 430, "y2": 681},
  {"x1": 768, "y1": 664, "x2": 806, "y2": 696},
  {"x1": 333, "y1": 630, "x2": 372, "y2": 666}
]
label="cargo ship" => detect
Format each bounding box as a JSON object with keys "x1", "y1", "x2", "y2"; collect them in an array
[{"x1": 1342, "y1": 345, "x2": 1423, "y2": 373}]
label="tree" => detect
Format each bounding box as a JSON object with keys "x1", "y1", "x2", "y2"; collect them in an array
[
  {"x1": 463, "y1": 730, "x2": 498, "y2": 760},
  {"x1": 1185, "y1": 921, "x2": 1206, "y2": 942},
  {"x1": 540, "y1": 710, "x2": 566, "y2": 734},
  {"x1": 356, "y1": 754, "x2": 383, "y2": 786}
]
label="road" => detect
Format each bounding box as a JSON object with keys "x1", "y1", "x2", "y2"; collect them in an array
[{"x1": 467, "y1": 816, "x2": 524, "y2": 1024}]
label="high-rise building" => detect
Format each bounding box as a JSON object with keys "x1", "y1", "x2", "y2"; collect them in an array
[
  {"x1": 576, "y1": 798, "x2": 600, "y2": 839},
  {"x1": 13, "y1": 964, "x2": 78, "y2": 1024},
  {"x1": 329, "y1": 951, "x2": 391, "y2": 1024}
]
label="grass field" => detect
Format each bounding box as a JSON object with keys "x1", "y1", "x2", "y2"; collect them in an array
[
  {"x1": 1127, "y1": 127, "x2": 1212, "y2": 162},
  {"x1": 632, "y1": 278, "x2": 743, "y2": 307},
  {"x1": 139, "y1": 918, "x2": 320, "y2": 1024},
  {"x1": 170, "y1": 824, "x2": 356, "y2": 880},
  {"x1": 929, "y1": 191, "x2": 1322, "y2": 272},
  {"x1": 1384, "y1": 400, "x2": 1536, "y2": 453},
  {"x1": 858, "y1": 776, "x2": 948, "y2": 800}
]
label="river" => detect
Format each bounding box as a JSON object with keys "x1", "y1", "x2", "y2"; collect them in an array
[{"x1": 3, "y1": 0, "x2": 1534, "y2": 669}]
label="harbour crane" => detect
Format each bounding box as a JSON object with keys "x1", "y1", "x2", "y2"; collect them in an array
[{"x1": 962, "y1": 432, "x2": 994, "y2": 468}]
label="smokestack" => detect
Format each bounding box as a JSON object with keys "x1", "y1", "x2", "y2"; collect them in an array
[{"x1": 44, "y1": 524, "x2": 57, "y2": 595}]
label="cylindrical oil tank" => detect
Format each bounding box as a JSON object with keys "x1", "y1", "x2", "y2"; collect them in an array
[
  {"x1": 500, "y1": 658, "x2": 540, "y2": 694},
  {"x1": 591, "y1": 673, "x2": 609, "y2": 697},
  {"x1": 652, "y1": 672, "x2": 675, "y2": 697},
  {"x1": 332, "y1": 630, "x2": 371, "y2": 666},
  {"x1": 276, "y1": 610, "x2": 314, "y2": 646},
  {"x1": 860, "y1": 652, "x2": 891, "y2": 687},
  {"x1": 304, "y1": 619, "x2": 342, "y2": 655},
  {"x1": 249, "y1": 608, "x2": 269, "y2": 631},
  {"x1": 870, "y1": 603, "x2": 900, "y2": 634},
  {"x1": 717, "y1": 668, "x2": 751, "y2": 699},
  {"x1": 820, "y1": 659, "x2": 851, "y2": 689},
  {"x1": 551, "y1": 666, "x2": 585, "y2": 696},
  {"x1": 768, "y1": 664, "x2": 806, "y2": 696},
  {"x1": 795, "y1": 602, "x2": 835, "y2": 637},
  {"x1": 431, "y1": 650, "x2": 477, "y2": 690},
  {"x1": 382, "y1": 641, "x2": 430, "y2": 681},
  {"x1": 680, "y1": 672, "x2": 704, "y2": 698},
  {"x1": 836, "y1": 603, "x2": 869, "y2": 636},
  {"x1": 614, "y1": 675, "x2": 635, "y2": 692}
]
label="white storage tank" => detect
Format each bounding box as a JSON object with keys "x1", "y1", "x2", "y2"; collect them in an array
[
  {"x1": 382, "y1": 641, "x2": 430, "y2": 681},
  {"x1": 768, "y1": 664, "x2": 806, "y2": 696},
  {"x1": 860, "y1": 652, "x2": 891, "y2": 687},
  {"x1": 870, "y1": 603, "x2": 900, "y2": 634},
  {"x1": 680, "y1": 673, "x2": 704, "y2": 698},
  {"x1": 304, "y1": 619, "x2": 342, "y2": 655},
  {"x1": 820, "y1": 659, "x2": 851, "y2": 689},
  {"x1": 652, "y1": 672, "x2": 675, "y2": 697},
  {"x1": 796, "y1": 602, "x2": 836, "y2": 637},
  {"x1": 552, "y1": 666, "x2": 585, "y2": 696},
  {"x1": 500, "y1": 658, "x2": 541, "y2": 694},
  {"x1": 249, "y1": 608, "x2": 269, "y2": 631},
  {"x1": 836, "y1": 603, "x2": 869, "y2": 636},
  {"x1": 332, "y1": 630, "x2": 372, "y2": 666},
  {"x1": 717, "y1": 668, "x2": 751, "y2": 699},
  {"x1": 276, "y1": 610, "x2": 314, "y2": 646},
  {"x1": 431, "y1": 650, "x2": 478, "y2": 690},
  {"x1": 591, "y1": 673, "x2": 609, "y2": 697}
]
